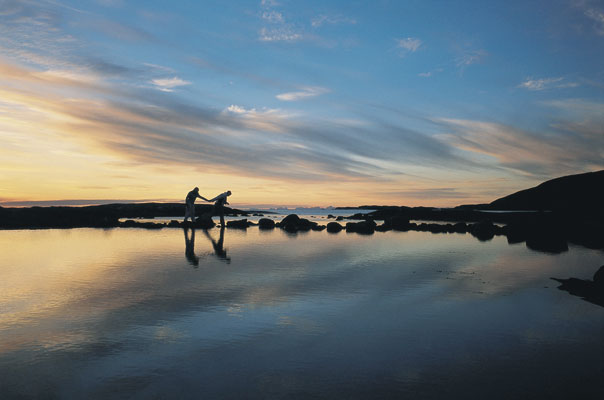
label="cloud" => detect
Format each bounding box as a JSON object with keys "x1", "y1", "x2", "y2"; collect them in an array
[
  {"x1": 276, "y1": 86, "x2": 329, "y2": 101},
  {"x1": 261, "y1": 10, "x2": 284, "y2": 23},
  {"x1": 259, "y1": 26, "x2": 302, "y2": 42},
  {"x1": 455, "y1": 49, "x2": 487, "y2": 68},
  {"x1": 311, "y1": 14, "x2": 357, "y2": 28},
  {"x1": 518, "y1": 77, "x2": 579, "y2": 91},
  {"x1": 150, "y1": 77, "x2": 191, "y2": 92},
  {"x1": 435, "y1": 110, "x2": 604, "y2": 178},
  {"x1": 574, "y1": 0, "x2": 604, "y2": 35},
  {"x1": 396, "y1": 37, "x2": 422, "y2": 57}
]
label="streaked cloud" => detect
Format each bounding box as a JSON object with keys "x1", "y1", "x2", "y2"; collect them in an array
[
  {"x1": 455, "y1": 49, "x2": 487, "y2": 68},
  {"x1": 311, "y1": 14, "x2": 357, "y2": 28},
  {"x1": 259, "y1": 26, "x2": 302, "y2": 42},
  {"x1": 150, "y1": 77, "x2": 191, "y2": 92},
  {"x1": 518, "y1": 77, "x2": 579, "y2": 91},
  {"x1": 396, "y1": 37, "x2": 422, "y2": 57},
  {"x1": 276, "y1": 86, "x2": 329, "y2": 101}
]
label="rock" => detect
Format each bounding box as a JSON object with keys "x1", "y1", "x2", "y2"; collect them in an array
[
  {"x1": 453, "y1": 222, "x2": 467, "y2": 233},
  {"x1": 593, "y1": 265, "x2": 604, "y2": 288},
  {"x1": 327, "y1": 214, "x2": 336, "y2": 219},
  {"x1": 312, "y1": 225, "x2": 326, "y2": 231},
  {"x1": 346, "y1": 220, "x2": 376, "y2": 234},
  {"x1": 168, "y1": 220, "x2": 181, "y2": 228},
  {"x1": 336, "y1": 216, "x2": 344, "y2": 221},
  {"x1": 278, "y1": 214, "x2": 317, "y2": 232},
  {"x1": 258, "y1": 218, "x2": 275, "y2": 229},
  {"x1": 326, "y1": 222, "x2": 343, "y2": 233},
  {"x1": 123, "y1": 219, "x2": 137, "y2": 227},
  {"x1": 470, "y1": 220, "x2": 495, "y2": 241},
  {"x1": 194, "y1": 214, "x2": 215, "y2": 229},
  {"x1": 227, "y1": 218, "x2": 248, "y2": 229},
  {"x1": 388, "y1": 215, "x2": 410, "y2": 231},
  {"x1": 375, "y1": 223, "x2": 392, "y2": 232}
]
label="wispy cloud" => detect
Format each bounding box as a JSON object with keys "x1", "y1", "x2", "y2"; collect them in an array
[
  {"x1": 436, "y1": 110, "x2": 604, "y2": 177},
  {"x1": 575, "y1": 0, "x2": 604, "y2": 35},
  {"x1": 455, "y1": 49, "x2": 487, "y2": 68},
  {"x1": 518, "y1": 77, "x2": 579, "y2": 91},
  {"x1": 418, "y1": 68, "x2": 443, "y2": 78},
  {"x1": 396, "y1": 37, "x2": 422, "y2": 57},
  {"x1": 276, "y1": 86, "x2": 330, "y2": 101},
  {"x1": 311, "y1": 14, "x2": 357, "y2": 28},
  {"x1": 259, "y1": 26, "x2": 302, "y2": 42},
  {"x1": 258, "y1": 1, "x2": 302, "y2": 42},
  {"x1": 150, "y1": 77, "x2": 191, "y2": 92}
]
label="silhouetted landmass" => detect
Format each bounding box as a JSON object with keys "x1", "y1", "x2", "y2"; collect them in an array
[
  {"x1": 0, "y1": 203, "x2": 246, "y2": 229},
  {"x1": 485, "y1": 170, "x2": 604, "y2": 215},
  {"x1": 1, "y1": 171, "x2": 602, "y2": 253}
]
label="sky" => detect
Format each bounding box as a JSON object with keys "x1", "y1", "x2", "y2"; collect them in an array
[{"x1": 0, "y1": 0, "x2": 603, "y2": 208}]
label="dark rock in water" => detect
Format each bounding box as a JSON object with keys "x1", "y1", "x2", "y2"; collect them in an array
[
  {"x1": 278, "y1": 214, "x2": 317, "y2": 232},
  {"x1": 526, "y1": 237, "x2": 568, "y2": 253},
  {"x1": 296, "y1": 218, "x2": 317, "y2": 231},
  {"x1": 386, "y1": 215, "x2": 410, "y2": 231},
  {"x1": 375, "y1": 223, "x2": 392, "y2": 232},
  {"x1": 327, "y1": 214, "x2": 336, "y2": 219},
  {"x1": 593, "y1": 265, "x2": 604, "y2": 288},
  {"x1": 258, "y1": 218, "x2": 275, "y2": 229},
  {"x1": 504, "y1": 223, "x2": 528, "y2": 244},
  {"x1": 123, "y1": 219, "x2": 137, "y2": 227},
  {"x1": 326, "y1": 222, "x2": 343, "y2": 233},
  {"x1": 346, "y1": 220, "x2": 376, "y2": 234},
  {"x1": 336, "y1": 216, "x2": 344, "y2": 221},
  {"x1": 168, "y1": 220, "x2": 181, "y2": 228},
  {"x1": 312, "y1": 225, "x2": 326, "y2": 231},
  {"x1": 194, "y1": 215, "x2": 215, "y2": 229},
  {"x1": 568, "y1": 221, "x2": 604, "y2": 249},
  {"x1": 470, "y1": 220, "x2": 495, "y2": 241},
  {"x1": 453, "y1": 222, "x2": 468, "y2": 233},
  {"x1": 280, "y1": 214, "x2": 300, "y2": 225},
  {"x1": 227, "y1": 218, "x2": 248, "y2": 229},
  {"x1": 552, "y1": 265, "x2": 604, "y2": 308}
]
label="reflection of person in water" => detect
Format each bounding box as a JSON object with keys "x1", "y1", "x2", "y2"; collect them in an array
[
  {"x1": 207, "y1": 190, "x2": 231, "y2": 227},
  {"x1": 183, "y1": 226, "x2": 200, "y2": 267},
  {"x1": 203, "y1": 225, "x2": 231, "y2": 263}
]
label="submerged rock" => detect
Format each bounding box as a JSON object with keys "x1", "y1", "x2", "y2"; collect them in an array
[
  {"x1": 258, "y1": 218, "x2": 275, "y2": 229},
  {"x1": 470, "y1": 220, "x2": 495, "y2": 241},
  {"x1": 227, "y1": 219, "x2": 248, "y2": 229},
  {"x1": 346, "y1": 220, "x2": 376, "y2": 234},
  {"x1": 194, "y1": 214, "x2": 215, "y2": 229},
  {"x1": 552, "y1": 265, "x2": 604, "y2": 308},
  {"x1": 326, "y1": 222, "x2": 343, "y2": 233}
]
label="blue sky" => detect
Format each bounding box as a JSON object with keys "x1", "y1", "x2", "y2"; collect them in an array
[{"x1": 0, "y1": 0, "x2": 603, "y2": 206}]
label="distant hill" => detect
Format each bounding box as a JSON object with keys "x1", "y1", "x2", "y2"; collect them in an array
[{"x1": 487, "y1": 170, "x2": 604, "y2": 212}]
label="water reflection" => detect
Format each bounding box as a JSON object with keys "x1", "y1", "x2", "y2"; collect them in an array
[
  {"x1": 1, "y1": 229, "x2": 604, "y2": 399},
  {"x1": 183, "y1": 227, "x2": 200, "y2": 266},
  {"x1": 203, "y1": 225, "x2": 231, "y2": 263}
]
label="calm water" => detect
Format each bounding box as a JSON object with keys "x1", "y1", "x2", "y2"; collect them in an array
[{"x1": 1, "y1": 227, "x2": 603, "y2": 399}]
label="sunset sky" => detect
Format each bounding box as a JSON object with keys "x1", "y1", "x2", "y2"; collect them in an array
[{"x1": 1, "y1": 0, "x2": 603, "y2": 207}]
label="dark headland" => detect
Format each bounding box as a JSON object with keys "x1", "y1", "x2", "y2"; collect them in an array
[{"x1": 1, "y1": 170, "x2": 603, "y2": 252}]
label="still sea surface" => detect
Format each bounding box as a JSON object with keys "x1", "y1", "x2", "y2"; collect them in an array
[{"x1": 1, "y1": 222, "x2": 603, "y2": 399}]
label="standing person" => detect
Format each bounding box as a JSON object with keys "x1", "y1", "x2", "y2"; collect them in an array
[
  {"x1": 207, "y1": 190, "x2": 231, "y2": 226},
  {"x1": 184, "y1": 187, "x2": 209, "y2": 223}
]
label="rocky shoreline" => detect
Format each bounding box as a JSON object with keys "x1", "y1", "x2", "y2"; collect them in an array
[{"x1": 2, "y1": 202, "x2": 602, "y2": 255}]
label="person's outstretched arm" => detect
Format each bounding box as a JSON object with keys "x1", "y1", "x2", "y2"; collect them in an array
[{"x1": 198, "y1": 194, "x2": 209, "y2": 202}]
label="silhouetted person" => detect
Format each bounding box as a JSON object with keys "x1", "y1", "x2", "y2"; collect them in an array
[
  {"x1": 203, "y1": 225, "x2": 231, "y2": 263},
  {"x1": 184, "y1": 187, "x2": 209, "y2": 223},
  {"x1": 207, "y1": 190, "x2": 231, "y2": 226},
  {"x1": 184, "y1": 226, "x2": 200, "y2": 266}
]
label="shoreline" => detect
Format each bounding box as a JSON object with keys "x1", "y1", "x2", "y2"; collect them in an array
[{"x1": 1, "y1": 203, "x2": 602, "y2": 254}]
